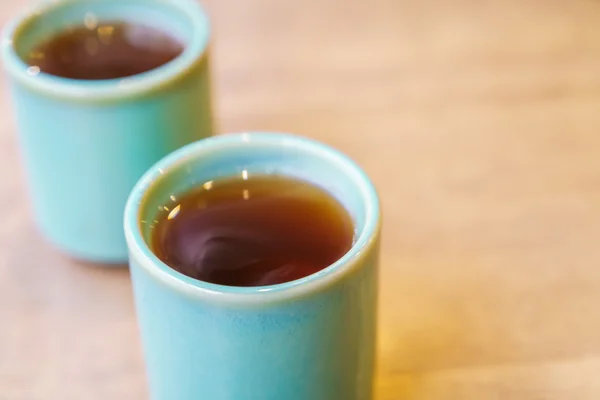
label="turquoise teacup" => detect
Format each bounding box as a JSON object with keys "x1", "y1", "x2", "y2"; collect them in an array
[
  {"x1": 124, "y1": 133, "x2": 381, "y2": 400},
  {"x1": 1, "y1": 0, "x2": 213, "y2": 263}
]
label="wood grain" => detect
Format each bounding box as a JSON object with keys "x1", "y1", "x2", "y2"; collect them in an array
[{"x1": 1, "y1": 0, "x2": 600, "y2": 398}]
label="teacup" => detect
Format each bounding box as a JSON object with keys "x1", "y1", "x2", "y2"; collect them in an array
[
  {"x1": 1, "y1": 0, "x2": 213, "y2": 263},
  {"x1": 124, "y1": 132, "x2": 381, "y2": 400}
]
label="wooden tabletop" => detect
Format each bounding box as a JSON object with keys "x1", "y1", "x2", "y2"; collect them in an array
[{"x1": 2, "y1": 0, "x2": 600, "y2": 398}]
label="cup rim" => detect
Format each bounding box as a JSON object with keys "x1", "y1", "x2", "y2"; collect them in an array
[
  {"x1": 124, "y1": 132, "x2": 381, "y2": 305},
  {"x1": 0, "y1": 0, "x2": 210, "y2": 103}
]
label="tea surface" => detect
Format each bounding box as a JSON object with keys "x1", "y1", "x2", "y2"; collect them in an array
[
  {"x1": 26, "y1": 22, "x2": 183, "y2": 80},
  {"x1": 150, "y1": 175, "x2": 354, "y2": 287}
]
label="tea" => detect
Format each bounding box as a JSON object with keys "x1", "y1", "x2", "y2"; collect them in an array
[
  {"x1": 150, "y1": 175, "x2": 354, "y2": 287},
  {"x1": 26, "y1": 22, "x2": 183, "y2": 80}
]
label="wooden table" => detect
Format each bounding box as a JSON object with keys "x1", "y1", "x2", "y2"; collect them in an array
[{"x1": 2, "y1": 0, "x2": 600, "y2": 398}]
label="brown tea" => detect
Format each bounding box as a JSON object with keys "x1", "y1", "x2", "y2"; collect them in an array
[
  {"x1": 26, "y1": 22, "x2": 183, "y2": 80},
  {"x1": 150, "y1": 175, "x2": 354, "y2": 287}
]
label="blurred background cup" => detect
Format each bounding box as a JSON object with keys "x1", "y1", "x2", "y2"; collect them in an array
[
  {"x1": 1, "y1": 0, "x2": 213, "y2": 264},
  {"x1": 124, "y1": 133, "x2": 381, "y2": 400}
]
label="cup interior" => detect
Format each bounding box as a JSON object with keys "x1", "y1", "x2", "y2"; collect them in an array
[
  {"x1": 2, "y1": 0, "x2": 209, "y2": 99},
  {"x1": 13, "y1": 0, "x2": 200, "y2": 60},
  {"x1": 125, "y1": 133, "x2": 380, "y2": 292}
]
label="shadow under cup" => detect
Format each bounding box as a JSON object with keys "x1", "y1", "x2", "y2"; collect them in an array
[
  {"x1": 124, "y1": 133, "x2": 381, "y2": 400},
  {"x1": 2, "y1": 0, "x2": 212, "y2": 263}
]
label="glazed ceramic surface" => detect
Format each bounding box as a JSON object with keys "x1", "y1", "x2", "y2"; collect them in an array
[
  {"x1": 124, "y1": 133, "x2": 381, "y2": 400},
  {"x1": 1, "y1": 0, "x2": 213, "y2": 263}
]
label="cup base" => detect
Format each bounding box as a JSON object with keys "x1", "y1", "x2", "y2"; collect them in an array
[{"x1": 40, "y1": 230, "x2": 129, "y2": 266}]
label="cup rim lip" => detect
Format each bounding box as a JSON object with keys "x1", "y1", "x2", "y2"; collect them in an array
[
  {"x1": 0, "y1": 0, "x2": 209, "y2": 102},
  {"x1": 124, "y1": 132, "x2": 381, "y2": 305}
]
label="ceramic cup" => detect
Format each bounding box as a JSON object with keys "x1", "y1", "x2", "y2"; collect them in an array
[
  {"x1": 1, "y1": 0, "x2": 213, "y2": 263},
  {"x1": 124, "y1": 133, "x2": 381, "y2": 400}
]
